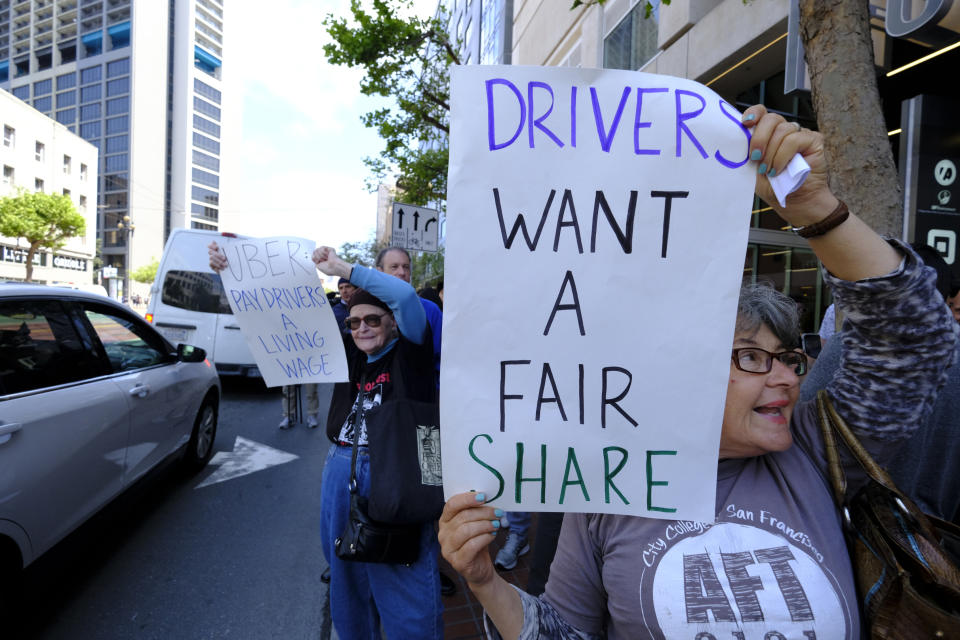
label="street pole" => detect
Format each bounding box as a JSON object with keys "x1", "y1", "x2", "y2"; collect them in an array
[{"x1": 117, "y1": 214, "x2": 135, "y2": 303}]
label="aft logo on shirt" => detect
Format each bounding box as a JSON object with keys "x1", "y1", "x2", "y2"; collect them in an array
[{"x1": 640, "y1": 521, "x2": 852, "y2": 639}]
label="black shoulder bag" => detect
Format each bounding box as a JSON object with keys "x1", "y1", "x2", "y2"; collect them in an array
[
  {"x1": 815, "y1": 390, "x2": 960, "y2": 638},
  {"x1": 362, "y1": 345, "x2": 444, "y2": 524},
  {"x1": 334, "y1": 377, "x2": 421, "y2": 565}
]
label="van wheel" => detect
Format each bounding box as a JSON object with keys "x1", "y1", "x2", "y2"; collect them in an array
[{"x1": 184, "y1": 396, "x2": 217, "y2": 471}]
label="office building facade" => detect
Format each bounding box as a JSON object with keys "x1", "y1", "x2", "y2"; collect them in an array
[{"x1": 0, "y1": 0, "x2": 227, "y2": 299}]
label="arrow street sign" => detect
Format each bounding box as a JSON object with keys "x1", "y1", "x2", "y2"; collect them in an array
[
  {"x1": 391, "y1": 202, "x2": 439, "y2": 253},
  {"x1": 195, "y1": 436, "x2": 299, "y2": 488}
]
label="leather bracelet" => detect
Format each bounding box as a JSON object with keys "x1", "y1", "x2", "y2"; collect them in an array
[{"x1": 791, "y1": 200, "x2": 850, "y2": 239}]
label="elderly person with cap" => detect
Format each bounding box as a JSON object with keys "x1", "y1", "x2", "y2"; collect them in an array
[
  {"x1": 438, "y1": 105, "x2": 958, "y2": 638},
  {"x1": 313, "y1": 245, "x2": 442, "y2": 639},
  {"x1": 207, "y1": 241, "x2": 441, "y2": 638}
]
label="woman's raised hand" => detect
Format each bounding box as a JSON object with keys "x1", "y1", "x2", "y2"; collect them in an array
[
  {"x1": 438, "y1": 492, "x2": 503, "y2": 588},
  {"x1": 208, "y1": 241, "x2": 226, "y2": 273},
  {"x1": 741, "y1": 104, "x2": 837, "y2": 228}
]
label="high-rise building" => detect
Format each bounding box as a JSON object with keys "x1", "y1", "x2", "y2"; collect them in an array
[{"x1": 0, "y1": 0, "x2": 227, "y2": 299}]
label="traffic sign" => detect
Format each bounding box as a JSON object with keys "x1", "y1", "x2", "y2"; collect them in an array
[{"x1": 391, "y1": 202, "x2": 439, "y2": 252}]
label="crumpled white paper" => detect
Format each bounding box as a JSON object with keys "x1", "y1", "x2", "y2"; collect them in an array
[{"x1": 768, "y1": 154, "x2": 810, "y2": 208}]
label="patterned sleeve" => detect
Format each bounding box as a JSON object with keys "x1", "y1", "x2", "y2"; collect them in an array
[
  {"x1": 481, "y1": 587, "x2": 603, "y2": 640},
  {"x1": 822, "y1": 239, "x2": 958, "y2": 441}
]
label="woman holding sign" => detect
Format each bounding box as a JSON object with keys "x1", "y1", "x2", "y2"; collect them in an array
[
  {"x1": 209, "y1": 243, "x2": 442, "y2": 639},
  {"x1": 438, "y1": 105, "x2": 958, "y2": 638}
]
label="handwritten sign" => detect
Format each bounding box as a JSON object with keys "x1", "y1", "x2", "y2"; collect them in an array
[
  {"x1": 217, "y1": 236, "x2": 348, "y2": 387},
  {"x1": 441, "y1": 65, "x2": 756, "y2": 522}
]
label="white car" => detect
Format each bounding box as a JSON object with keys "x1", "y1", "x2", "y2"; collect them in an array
[{"x1": 0, "y1": 284, "x2": 220, "y2": 610}]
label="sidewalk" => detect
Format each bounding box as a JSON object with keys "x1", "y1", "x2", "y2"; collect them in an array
[{"x1": 441, "y1": 521, "x2": 536, "y2": 639}]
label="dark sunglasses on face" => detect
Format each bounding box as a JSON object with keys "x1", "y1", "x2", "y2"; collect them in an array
[
  {"x1": 731, "y1": 347, "x2": 808, "y2": 376},
  {"x1": 344, "y1": 313, "x2": 388, "y2": 331}
]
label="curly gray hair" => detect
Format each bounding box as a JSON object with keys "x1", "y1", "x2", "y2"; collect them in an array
[{"x1": 735, "y1": 283, "x2": 801, "y2": 349}]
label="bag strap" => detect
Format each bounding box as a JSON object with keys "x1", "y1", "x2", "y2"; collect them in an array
[
  {"x1": 815, "y1": 390, "x2": 847, "y2": 507},
  {"x1": 348, "y1": 373, "x2": 368, "y2": 495},
  {"x1": 815, "y1": 389, "x2": 904, "y2": 496}
]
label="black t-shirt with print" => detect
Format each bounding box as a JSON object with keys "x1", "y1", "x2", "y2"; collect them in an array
[{"x1": 325, "y1": 328, "x2": 435, "y2": 445}]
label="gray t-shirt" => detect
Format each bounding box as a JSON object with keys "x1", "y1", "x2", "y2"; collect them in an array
[{"x1": 502, "y1": 242, "x2": 958, "y2": 640}]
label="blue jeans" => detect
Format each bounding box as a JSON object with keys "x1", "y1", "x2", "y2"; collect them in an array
[
  {"x1": 320, "y1": 444, "x2": 443, "y2": 640},
  {"x1": 506, "y1": 511, "x2": 531, "y2": 539}
]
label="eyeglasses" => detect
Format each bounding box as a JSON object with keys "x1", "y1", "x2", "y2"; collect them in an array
[
  {"x1": 344, "y1": 313, "x2": 388, "y2": 331},
  {"x1": 731, "y1": 347, "x2": 807, "y2": 376}
]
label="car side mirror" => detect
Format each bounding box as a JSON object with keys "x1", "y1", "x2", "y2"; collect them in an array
[{"x1": 177, "y1": 343, "x2": 207, "y2": 363}]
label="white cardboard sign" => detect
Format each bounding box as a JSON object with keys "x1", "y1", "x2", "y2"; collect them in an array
[
  {"x1": 216, "y1": 236, "x2": 348, "y2": 387},
  {"x1": 441, "y1": 65, "x2": 756, "y2": 522}
]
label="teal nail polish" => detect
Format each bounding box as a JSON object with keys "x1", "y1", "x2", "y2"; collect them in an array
[
  {"x1": 475, "y1": 492, "x2": 486, "y2": 502},
  {"x1": 750, "y1": 149, "x2": 762, "y2": 161},
  {"x1": 742, "y1": 113, "x2": 756, "y2": 122},
  {"x1": 758, "y1": 163, "x2": 767, "y2": 175},
  {"x1": 767, "y1": 167, "x2": 777, "y2": 177},
  {"x1": 491, "y1": 520, "x2": 500, "y2": 528},
  {"x1": 494, "y1": 508, "x2": 505, "y2": 517}
]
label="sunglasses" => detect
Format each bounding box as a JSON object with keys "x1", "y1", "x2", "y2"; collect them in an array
[{"x1": 344, "y1": 313, "x2": 388, "y2": 331}]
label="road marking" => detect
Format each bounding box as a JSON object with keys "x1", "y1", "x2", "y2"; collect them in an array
[{"x1": 196, "y1": 436, "x2": 299, "y2": 488}]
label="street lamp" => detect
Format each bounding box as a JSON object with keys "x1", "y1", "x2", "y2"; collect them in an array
[{"x1": 117, "y1": 214, "x2": 135, "y2": 304}]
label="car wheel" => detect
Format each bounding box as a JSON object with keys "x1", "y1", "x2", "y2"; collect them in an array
[{"x1": 184, "y1": 396, "x2": 217, "y2": 471}]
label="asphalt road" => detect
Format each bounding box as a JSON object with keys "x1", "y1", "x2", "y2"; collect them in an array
[{"x1": 10, "y1": 379, "x2": 339, "y2": 640}]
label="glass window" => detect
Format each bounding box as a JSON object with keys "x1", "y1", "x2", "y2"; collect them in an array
[
  {"x1": 106, "y1": 115, "x2": 128, "y2": 134},
  {"x1": 79, "y1": 103, "x2": 101, "y2": 121},
  {"x1": 0, "y1": 300, "x2": 107, "y2": 395},
  {"x1": 191, "y1": 203, "x2": 219, "y2": 220},
  {"x1": 191, "y1": 186, "x2": 219, "y2": 205},
  {"x1": 192, "y1": 132, "x2": 220, "y2": 154},
  {"x1": 56, "y1": 91, "x2": 77, "y2": 108},
  {"x1": 35, "y1": 141, "x2": 45, "y2": 162},
  {"x1": 104, "y1": 154, "x2": 128, "y2": 172},
  {"x1": 57, "y1": 73, "x2": 76, "y2": 90},
  {"x1": 193, "y1": 96, "x2": 220, "y2": 121},
  {"x1": 82, "y1": 307, "x2": 168, "y2": 372},
  {"x1": 193, "y1": 115, "x2": 220, "y2": 138},
  {"x1": 35, "y1": 178, "x2": 44, "y2": 191},
  {"x1": 3, "y1": 125, "x2": 14, "y2": 147},
  {"x1": 106, "y1": 77, "x2": 129, "y2": 97},
  {"x1": 192, "y1": 168, "x2": 219, "y2": 188},
  {"x1": 2, "y1": 165, "x2": 14, "y2": 185},
  {"x1": 106, "y1": 58, "x2": 130, "y2": 78},
  {"x1": 161, "y1": 271, "x2": 232, "y2": 314},
  {"x1": 80, "y1": 65, "x2": 102, "y2": 85},
  {"x1": 603, "y1": 1, "x2": 660, "y2": 71},
  {"x1": 63, "y1": 155, "x2": 72, "y2": 175},
  {"x1": 80, "y1": 84, "x2": 101, "y2": 103},
  {"x1": 12, "y1": 86, "x2": 30, "y2": 100},
  {"x1": 191, "y1": 221, "x2": 218, "y2": 231},
  {"x1": 104, "y1": 173, "x2": 128, "y2": 192},
  {"x1": 105, "y1": 135, "x2": 128, "y2": 154},
  {"x1": 106, "y1": 96, "x2": 129, "y2": 116},
  {"x1": 79, "y1": 121, "x2": 101, "y2": 140},
  {"x1": 56, "y1": 109, "x2": 76, "y2": 125},
  {"x1": 194, "y1": 78, "x2": 221, "y2": 104},
  {"x1": 33, "y1": 96, "x2": 52, "y2": 112},
  {"x1": 33, "y1": 79, "x2": 52, "y2": 95},
  {"x1": 192, "y1": 150, "x2": 219, "y2": 171}
]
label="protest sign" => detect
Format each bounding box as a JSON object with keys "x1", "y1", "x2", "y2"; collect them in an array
[
  {"x1": 441, "y1": 65, "x2": 756, "y2": 522},
  {"x1": 217, "y1": 236, "x2": 348, "y2": 387}
]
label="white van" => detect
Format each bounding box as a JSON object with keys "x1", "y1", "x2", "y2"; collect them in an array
[{"x1": 146, "y1": 228, "x2": 259, "y2": 378}]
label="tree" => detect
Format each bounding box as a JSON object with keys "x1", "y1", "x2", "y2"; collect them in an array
[
  {"x1": 338, "y1": 235, "x2": 383, "y2": 268},
  {"x1": 411, "y1": 246, "x2": 444, "y2": 289},
  {"x1": 131, "y1": 257, "x2": 159, "y2": 284},
  {"x1": 798, "y1": 0, "x2": 900, "y2": 236},
  {"x1": 323, "y1": 0, "x2": 458, "y2": 206},
  {"x1": 0, "y1": 190, "x2": 86, "y2": 282}
]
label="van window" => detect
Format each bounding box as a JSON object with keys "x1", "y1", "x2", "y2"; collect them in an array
[{"x1": 161, "y1": 270, "x2": 233, "y2": 314}]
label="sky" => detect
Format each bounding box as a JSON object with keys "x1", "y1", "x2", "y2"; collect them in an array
[{"x1": 223, "y1": 0, "x2": 439, "y2": 250}]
